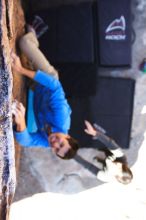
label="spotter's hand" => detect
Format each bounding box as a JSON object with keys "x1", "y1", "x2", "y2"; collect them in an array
[{"x1": 84, "y1": 120, "x2": 96, "y2": 136}]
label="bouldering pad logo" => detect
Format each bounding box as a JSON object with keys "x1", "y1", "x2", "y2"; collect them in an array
[{"x1": 105, "y1": 15, "x2": 126, "y2": 40}]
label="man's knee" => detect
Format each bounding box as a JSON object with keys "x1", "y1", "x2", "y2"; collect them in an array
[{"x1": 19, "y1": 33, "x2": 38, "y2": 50}]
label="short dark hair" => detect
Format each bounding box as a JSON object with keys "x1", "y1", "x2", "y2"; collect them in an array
[{"x1": 58, "y1": 136, "x2": 79, "y2": 160}]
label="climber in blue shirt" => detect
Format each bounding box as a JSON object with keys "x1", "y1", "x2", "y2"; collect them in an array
[
  {"x1": 11, "y1": 16, "x2": 79, "y2": 159},
  {"x1": 11, "y1": 52, "x2": 79, "y2": 159}
]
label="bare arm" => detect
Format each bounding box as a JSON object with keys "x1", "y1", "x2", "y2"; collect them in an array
[{"x1": 18, "y1": 67, "x2": 35, "y2": 79}]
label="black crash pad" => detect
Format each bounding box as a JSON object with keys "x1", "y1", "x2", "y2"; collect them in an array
[
  {"x1": 55, "y1": 63, "x2": 97, "y2": 98},
  {"x1": 68, "y1": 77, "x2": 135, "y2": 149},
  {"x1": 38, "y1": 2, "x2": 95, "y2": 63},
  {"x1": 97, "y1": 0, "x2": 132, "y2": 67}
]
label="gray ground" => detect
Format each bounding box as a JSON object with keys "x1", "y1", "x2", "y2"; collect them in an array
[{"x1": 10, "y1": 1, "x2": 146, "y2": 219}]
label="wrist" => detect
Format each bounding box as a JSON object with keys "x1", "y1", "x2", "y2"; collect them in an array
[
  {"x1": 92, "y1": 131, "x2": 98, "y2": 140},
  {"x1": 21, "y1": 67, "x2": 36, "y2": 78},
  {"x1": 16, "y1": 121, "x2": 26, "y2": 132},
  {"x1": 19, "y1": 67, "x2": 29, "y2": 76},
  {"x1": 92, "y1": 131, "x2": 97, "y2": 137},
  {"x1": 17, "y1": 66, "x2": 26, "y2": 75}
]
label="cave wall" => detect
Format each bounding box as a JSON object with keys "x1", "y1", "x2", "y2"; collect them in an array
[{"x1": 0, "y1": 0, "x2": 25, "y2": 219}]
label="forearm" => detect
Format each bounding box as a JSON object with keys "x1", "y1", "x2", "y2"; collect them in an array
[
  {"x1": 19, "y1": 66, "x2": 36, "y2": 79},
  {"x1": 16, "y1": 120, "x2": 26, "y2": 132},
  {"x1": 93, "y1": 134, "x2": 119, "y2": 149},
  {"x1": 93, "y1": 133, "x2": 124, "y2": 157}
]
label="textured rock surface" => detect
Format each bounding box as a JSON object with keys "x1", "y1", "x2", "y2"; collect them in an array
[
  {"x1": 0, "y1": 0, "x2": 25, "y2": 219},
  {"x1": 0, "y1": 1, "x2": 15, "y2": 218}
]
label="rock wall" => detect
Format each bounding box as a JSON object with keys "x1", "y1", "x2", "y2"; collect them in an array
[{"x1": 0, "y1": 0, "x2": 25, "y2": 219}]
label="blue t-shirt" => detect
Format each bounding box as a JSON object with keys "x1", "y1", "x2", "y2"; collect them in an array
[{"x1": 14, "y1": 70, "x2": 71, "y2": 148}]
